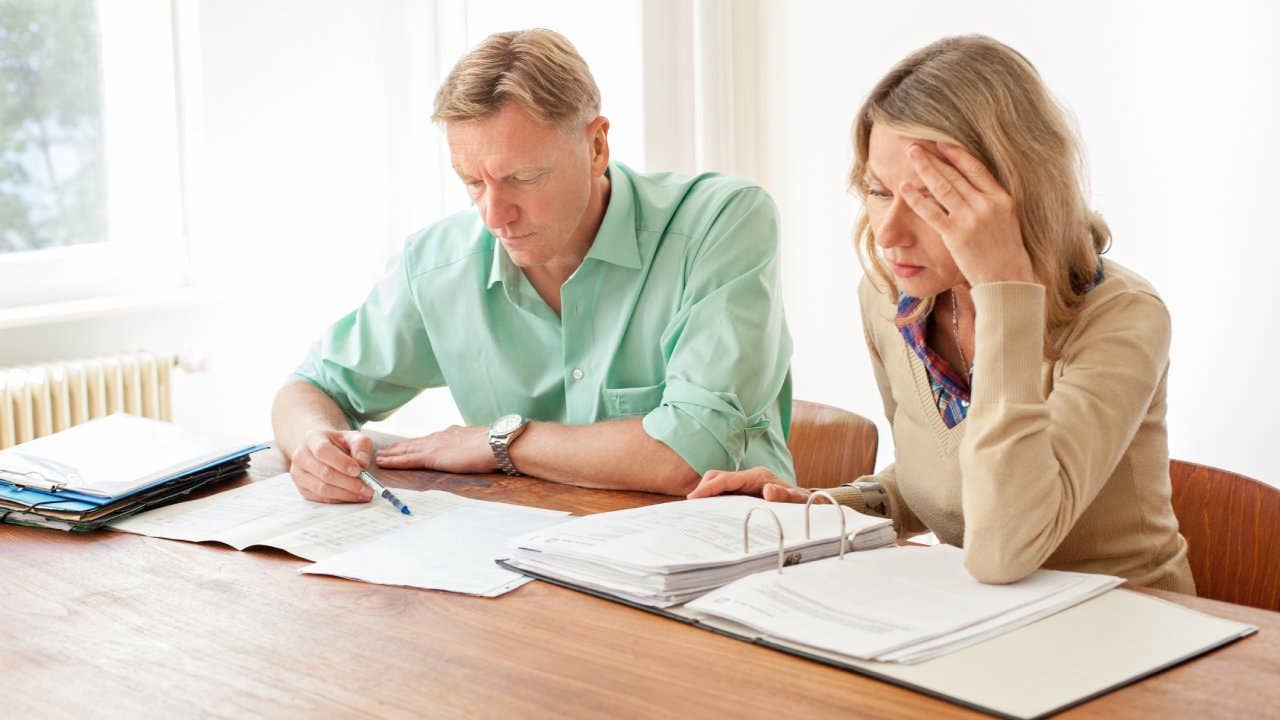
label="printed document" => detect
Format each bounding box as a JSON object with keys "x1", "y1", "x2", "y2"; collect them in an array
[
  {"x1": 686, "y1": 544, "x2": 1122, "y2": 662},
  {"x1": 110, "y1": 473, "x2": 570, "y2": 595},
  {"x1": 303, "y1": 504, "x2": 568, "y2": 596}
]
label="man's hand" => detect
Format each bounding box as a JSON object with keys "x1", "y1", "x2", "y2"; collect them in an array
[
  {"x1": 376, "y1": 425, "x2": 499, "y2": 474},
  {"x1": 289, "y1": 428, "x2": 374, "y2": 503},
  {"x1": 686, "y1": 466, "x2": 816, "y2": 503}
]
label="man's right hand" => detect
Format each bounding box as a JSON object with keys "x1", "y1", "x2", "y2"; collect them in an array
[{"x1": 288, "y1": 429, "x2": 376, "y2": 503}]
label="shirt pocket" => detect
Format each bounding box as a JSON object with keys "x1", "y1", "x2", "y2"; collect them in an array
[{"x1": 601, "y1": 382, "x2": 666, "y2": 419}]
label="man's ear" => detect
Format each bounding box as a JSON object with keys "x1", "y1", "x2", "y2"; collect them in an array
[{"x1": 586, "y1": 115, "x2": 610, "y2": 174}]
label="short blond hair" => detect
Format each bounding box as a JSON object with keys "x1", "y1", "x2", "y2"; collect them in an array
[
  {"x1": 851, "y1": 36, "x2": 1110, "y2": 355},
  {"x1": 432, "y1": 29, "x2": 601, "y2": 130}
]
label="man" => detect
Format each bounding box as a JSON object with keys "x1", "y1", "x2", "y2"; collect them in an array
[{"x1": 272, "y1": 29, "x2": 793, "y2": 501}]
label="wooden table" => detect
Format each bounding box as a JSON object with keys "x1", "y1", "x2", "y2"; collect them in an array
[{"x1": 3, "y1": 450, "x2": 1277, "y2": 719}]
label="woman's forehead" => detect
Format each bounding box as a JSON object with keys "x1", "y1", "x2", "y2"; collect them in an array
[{"x1": 867, "y1": 124, "x2": 941, "y2": 179}]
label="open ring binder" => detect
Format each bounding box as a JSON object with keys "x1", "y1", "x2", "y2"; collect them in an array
[
  {"x1": 741, "y1": 506, "x2": 786, "y2": 573},
  {"x1": 741, "y1": 492, "x2": 851, "y2": 573},
  {"x1": 804, "y1": 490, "x2": 848, "y2": 559}
]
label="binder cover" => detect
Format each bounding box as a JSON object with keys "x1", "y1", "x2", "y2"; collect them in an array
[{"x1": 498, "y1": 560, "x2": 1257, "y2": 720}]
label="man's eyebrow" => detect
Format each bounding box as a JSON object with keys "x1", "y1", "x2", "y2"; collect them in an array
[{"x1": 503, "y1": 165, "x2": 551, "y2": 180}]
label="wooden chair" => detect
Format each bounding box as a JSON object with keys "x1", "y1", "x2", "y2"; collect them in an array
[
  {"x1": 787, "y1": 400, "x2": 878, "y2": 489},
  {"x1": 1169, "y1": 459, "x2": 1280, "y2": 611}
]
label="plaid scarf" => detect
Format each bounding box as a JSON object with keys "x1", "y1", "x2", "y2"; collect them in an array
[{"x1": 896, "y1": 264, "x2": 1105, "y2": 429}]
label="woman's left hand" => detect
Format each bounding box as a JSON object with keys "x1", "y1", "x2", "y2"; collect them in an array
[{"x1": 899, "y1": 142, "x2": 1037, "y2": 286}]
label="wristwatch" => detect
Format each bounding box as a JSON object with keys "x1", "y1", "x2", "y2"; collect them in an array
[{"x1": 488, "y1": 414, "x2": 529, "y2": 476}]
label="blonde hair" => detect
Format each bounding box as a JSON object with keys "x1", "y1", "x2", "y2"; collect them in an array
[
  {"x1": 851, "y1": 35, "x2": 1110, "y2": 353},
  {"x1": 432, "y1": 28, "x2": 601, "y2": 130}
]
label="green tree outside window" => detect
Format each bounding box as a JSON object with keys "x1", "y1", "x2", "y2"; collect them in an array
[{"x1": 0, "y1": 0, "x2": 107, "y2": 253}]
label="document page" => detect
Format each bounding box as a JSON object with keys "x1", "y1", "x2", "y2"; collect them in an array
[
  {"x1": 686, "y1": 544, "x2": 1121, "y2": 661},
  {"x1": 108, "y1": 473, "x2": 368, "y2": 548},
  {"x1": 511, "y1": 495, "x2": 890, "y2": 573},
  {"x1": 266, "y1": 489, "x2": 552, "y2": 561},
  {"x1": 109, "y1": 474, "x2": 551, "y2": 562},
  {"x1": 302, "y1": 504, "x2": 569, "y2": 596}
]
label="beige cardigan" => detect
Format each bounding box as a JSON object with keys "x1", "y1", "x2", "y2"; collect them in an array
[{"x1": 828, "y1": 259, "x2": 1195, "y2": 593}]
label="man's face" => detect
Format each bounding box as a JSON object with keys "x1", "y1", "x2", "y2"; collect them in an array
[{"x1": 446, "y1": 103, "x2": 605, "y2": 269}]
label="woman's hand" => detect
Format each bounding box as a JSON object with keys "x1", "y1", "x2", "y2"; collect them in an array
[
  {"x1": 686, "y1": 466, "x2": 816, "y2": 503},
  {"x1": 900, "y1": 142, "x2": 1036, "y2": 286}
]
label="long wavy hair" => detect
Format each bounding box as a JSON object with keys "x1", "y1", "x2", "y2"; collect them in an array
[{"x1": 851, "y1": 35, "x2": 1110, "y2": 354}]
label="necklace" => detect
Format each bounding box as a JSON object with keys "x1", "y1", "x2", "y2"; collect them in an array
[{"x1": 949, "y1": 290, "x2": 969, "y2": 374}]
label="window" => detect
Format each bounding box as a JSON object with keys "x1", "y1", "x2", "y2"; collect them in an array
[
  {"x1": 0, "y1": 0, "x2": 185, "y2": 308},
  {"x1": 0, "y1": 0, "x2": 106, "y2": 254}
]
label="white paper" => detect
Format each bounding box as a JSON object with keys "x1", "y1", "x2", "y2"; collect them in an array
[
  {"x1": 510, "y1": 495, "x2": 891, "y2": 573},
  {"x1": 109, "y1": 473, "x2": 566, "y2": 564},
  {"x1": 0, "y1": 414, "x2": 259, "y2": 497},
  {"x1": 302, "y1": 504, "x2": 569, "y2": 596},
  {"x1": 108, "y1": 473, "x2": 376, "y2": 552},
  {"x1": 686, "y1": 544, "x2": 1122, "y2": 662}
]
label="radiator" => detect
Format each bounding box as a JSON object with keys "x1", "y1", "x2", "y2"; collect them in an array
[{"x1": 0, "y1": 352, "x2": 173, "y2": 449}]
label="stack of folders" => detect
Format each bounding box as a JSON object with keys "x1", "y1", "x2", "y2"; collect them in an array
[
  {"x1": 0, "y1": 414, "x2": 266, "y2": 532},
  {"x1": 503, "y1": 495, "x2": 896, "y2": 607},
  {"x1": 685, "y1": 544, "x2": 1124, "y2": 664}
]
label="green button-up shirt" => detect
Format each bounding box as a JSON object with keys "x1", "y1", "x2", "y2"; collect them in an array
[{"x1": 294, "y1": 162, "x2": 795, "y2": 482}]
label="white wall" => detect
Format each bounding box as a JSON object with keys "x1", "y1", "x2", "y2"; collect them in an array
[
  {"x1": 7, "y1": 1, "x2": 1273, "y2": 486},
  {"x1": 752, "y1": 0, "x2": 1279, "y2": 483}
]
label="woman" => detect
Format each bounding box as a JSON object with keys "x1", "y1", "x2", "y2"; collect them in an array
[{"x1": 688, "y1": 35, "x2": 1195, "y2": 593}]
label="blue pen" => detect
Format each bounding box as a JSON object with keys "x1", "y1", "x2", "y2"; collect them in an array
[{"x1": 359, "y1": 469, "x2": 412, "y2": 515}]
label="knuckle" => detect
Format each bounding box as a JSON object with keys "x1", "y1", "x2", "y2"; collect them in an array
[{"x1": 320, "y1": 464, "x2": 351, "y2": 486}]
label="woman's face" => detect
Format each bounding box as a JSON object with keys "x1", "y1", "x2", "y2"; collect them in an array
[{"x1": 862, "y1": 123, "x2": 966, "y2": 298}]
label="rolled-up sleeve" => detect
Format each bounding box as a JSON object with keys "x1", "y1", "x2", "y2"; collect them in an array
[
  {"x1": 642, "y1": 187, "x2": 794, "y2": 481},
  {"x1": 292, "y1": 256, "x2": 444, "y2": 425}
]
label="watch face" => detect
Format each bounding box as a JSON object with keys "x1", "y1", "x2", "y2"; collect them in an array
[{"x1": 493, "y1": 414, "x2": 523, "y2": 434}]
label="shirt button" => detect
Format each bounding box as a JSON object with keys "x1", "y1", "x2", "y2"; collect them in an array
[{"x1": 571, "y1": 368, "x2": 584, "y2": 381}]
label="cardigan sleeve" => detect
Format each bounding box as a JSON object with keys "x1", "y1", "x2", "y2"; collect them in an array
[{"x1": 959, "y1": 281, "x2": 1171, "y2": 584}]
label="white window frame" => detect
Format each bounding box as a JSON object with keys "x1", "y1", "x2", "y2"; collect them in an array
[{"x1": 0, "y1": 0, "x2": 187, "y2": 309}]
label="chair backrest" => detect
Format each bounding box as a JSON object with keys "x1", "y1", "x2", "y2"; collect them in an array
[
  {"x1": 787, "y1": 400, "x2": 878, "y2": 489},
  {"x1": 1168, "y1": 459, "x2": 1280, "y2": 611}
]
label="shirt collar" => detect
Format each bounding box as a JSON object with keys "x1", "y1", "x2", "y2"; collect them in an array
[
  {"x1": 487, "y1": 239, "x2": 518, "y2": 289},
  {"x1": 584, "y1": 163, "x2": 642, "y2": 270},
  {"x1": 485, "y1": 162, "x2": 640, "y2": 290}
]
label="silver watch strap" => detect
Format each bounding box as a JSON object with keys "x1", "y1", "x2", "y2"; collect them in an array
[{"x1": 492, "y1": 437, "x2": 520, "y2": 476}]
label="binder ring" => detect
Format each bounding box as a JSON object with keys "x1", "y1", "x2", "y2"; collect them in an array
[
  {"x1": 742, "y1": 506, "x2": 786, "y2": 573},
  {"x1": 804, "y1": 490, "x2": 849, "y2": 560}
]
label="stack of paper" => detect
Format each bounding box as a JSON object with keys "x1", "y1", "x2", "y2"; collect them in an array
[
  {"x1": 503, "y1": 496, "x2": 896, "y2": 607},
  {"x1": 686, "y1": 544, "x2": 1124, "y2": 663},
  {"x1": 0, "y1": 414, "x2": 265, "y2": 531}
]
